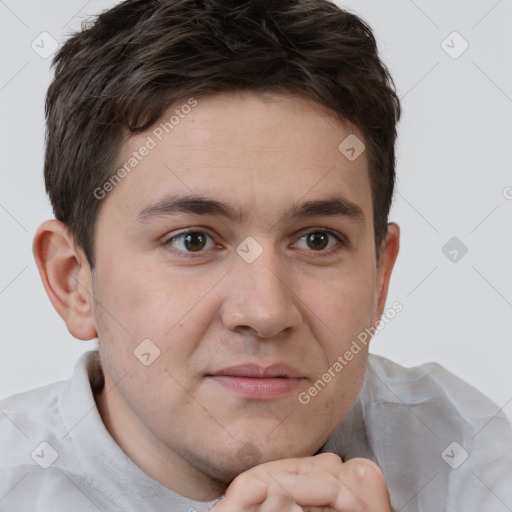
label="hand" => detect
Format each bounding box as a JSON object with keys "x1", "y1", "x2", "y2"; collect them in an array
[{"x1": 210, "y1": 453, "x2": 391, "y2": 511}]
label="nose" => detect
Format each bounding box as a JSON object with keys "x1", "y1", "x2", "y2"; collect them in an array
[{"x1": 220, "y1": 245, "x2": 302, "y2": 339}]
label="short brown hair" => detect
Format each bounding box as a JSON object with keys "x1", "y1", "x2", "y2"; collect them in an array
[{"x1": 45, "y1": 0, "x2": 401, "y2": 266}]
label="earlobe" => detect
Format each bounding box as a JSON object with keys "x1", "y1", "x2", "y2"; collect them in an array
[
  {"x1": 33, "y1": 220, "x2": 98, "y2": 340},
  {"x1": 372, "y1": 222, "x2": 400, "y2": 324}
]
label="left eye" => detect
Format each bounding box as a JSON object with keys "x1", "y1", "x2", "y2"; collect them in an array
[
  {"x1": 167, "y1": 231, "x2": 215, "y2": 252},
  {"x1": 294, "y1": 230, "x2": 343, "y2": 251}
]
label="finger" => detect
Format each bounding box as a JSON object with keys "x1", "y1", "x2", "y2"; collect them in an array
[
  {"x1": 246, "y1": 494, "x2": 303, "y2": 512},
  {"x1": 212, "y1": 493, "x2": 302, "y2": 512},
  {"x1": 213, "y1": 463, "x2": 357, "y2": 511},
  {"x1": 338, "y1": 458, "x2": 390, "y2": 510},
  {"x1": 291, "y1": 455, "x2": 390, "y2": 510},
  {"x1": 217, "y1": 454, "x2": 341, "y2": 507},
  {"x1": 263, "y1": 469, "x2": 358, "y2": 510},
  {"x1": 212, "y1": 456, "x2": 390, "y2": 512},
  {"x1": 211, "y1": 473, "x2": 268, "y2": 511}
]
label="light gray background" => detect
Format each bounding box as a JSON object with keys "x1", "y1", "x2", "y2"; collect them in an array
[{"x1": 1, "y1": 0, "x2": 511, "y2": 421}]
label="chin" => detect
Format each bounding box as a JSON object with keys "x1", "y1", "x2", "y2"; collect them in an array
[{"x1": 187, "y1": 435, "x2": 324, "y2": 488}]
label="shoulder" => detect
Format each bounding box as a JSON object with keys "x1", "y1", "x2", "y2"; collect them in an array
[
  {"x1": 0, "y1": 352, "x2": 108, "y2": 510},
  {"x1": 362, "y1": 354, "x2": 511, "y2": 437},
  {"x1": 362, "y1": 354, "x2": 512, "y2": 509},
  {"x1": 0, "y1": 380, "x2": 66, "y2": 504},
  {"x1": 365, "y1": 353, "x2": 506, "y2": 423},
  {"x1": 0, "y1": 380, "x2": 66, "y2": 456}
]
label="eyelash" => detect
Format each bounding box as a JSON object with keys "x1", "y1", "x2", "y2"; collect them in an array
[{"x1": 163, "y1": 228, "x2": 349, "y2": 257}]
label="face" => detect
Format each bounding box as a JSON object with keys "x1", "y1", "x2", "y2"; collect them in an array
[{"x1": 88, "y1": 92, "x2": 396, "y2": 497}]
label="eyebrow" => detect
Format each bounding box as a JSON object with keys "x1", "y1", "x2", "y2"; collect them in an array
[
  {"x1": 285, "y1": 197, "x2": 364, "y2": 223},
  {"x1": 137, "y1": 194, "x2": 365, "y2": 224},
  {"x1": 138, "y1": 195, "x2": 243, "y2": 222}
]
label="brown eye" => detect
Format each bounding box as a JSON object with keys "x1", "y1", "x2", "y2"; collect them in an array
[
  {"x1": 184, "y1": 232, "x2": 207, "y2": 251},
  {"x1": 306, "y1": 231, "x2": 329, "y2": 250},
  {"x1": 294, "y1": 229, "x2": 345, "y2": 253},
  {"x1": 167, "y1": 231, "x2": 214, "y2": 253}
]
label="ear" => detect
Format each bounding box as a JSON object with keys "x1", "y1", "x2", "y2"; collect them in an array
[
  {"x1": 371, "y1": 222, "x2": 400, "y2": 327},
  {"x1": 33, "y1": 220, "x2": 97, "y2": 340}
]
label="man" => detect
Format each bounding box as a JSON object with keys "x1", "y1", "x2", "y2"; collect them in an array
[{"x1": 1, "y1": 0, "x2": 511, "y2": 510}]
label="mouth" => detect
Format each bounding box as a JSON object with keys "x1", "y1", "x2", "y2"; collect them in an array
[{"x1": 207, "y1": 364, "x2": 305, "y2": 400}]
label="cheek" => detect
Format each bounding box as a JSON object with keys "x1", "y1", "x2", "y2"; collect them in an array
[
  {"x1": 309, "y1": 262, "x2": 376, "y2": 349},
  {"x1": 93, "y1": 256, "x2": 222, "y2": 340},
  {"x1": 92, "y1": 260, "x2": 215, "y2": 422},
  {"x1": 302, "y1": 256, "x2": 375, "y2": 415},
  {"x1": 91, "y1": 256, "x2": 230, "y2": 402}
]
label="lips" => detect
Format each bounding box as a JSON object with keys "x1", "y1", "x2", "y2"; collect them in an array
[
  {"x1": 209, "y1": 364, "x2": 303, "y2": 379},
  {"x1": 207, "y1": 364, "x2": 304, "y2": 400}
]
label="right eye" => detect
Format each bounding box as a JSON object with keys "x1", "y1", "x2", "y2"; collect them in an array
[{"x1": 164, "y1": 230, "x2": 215, "y2": 254}]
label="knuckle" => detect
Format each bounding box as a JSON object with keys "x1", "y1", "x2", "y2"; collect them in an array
[
  {"x1": 348, "y1": 457, "x2": 385, "y2": 483},
  {"x1": 228, "y1": 469, "x2": 257, "y2": 493},
  {"x1": 316, "y1": 452, "x2": 343, "y2": 467}
]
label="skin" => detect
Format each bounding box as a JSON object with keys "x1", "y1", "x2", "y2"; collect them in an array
[
  {"x1": 211, "y1": 453, "x2": 390, "y2": 511},
  {"x1": 33, "y1": 91, "x2": 399, "y2": 509}
]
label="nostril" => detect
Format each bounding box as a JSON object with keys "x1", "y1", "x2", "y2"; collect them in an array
[{"x1": 236, "y1": 325, "x2": 267, "y2": 338}]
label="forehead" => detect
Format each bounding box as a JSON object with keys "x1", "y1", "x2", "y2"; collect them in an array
[{"x1": 100, "y1": 92, "x2": 372, "y2": 224}]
